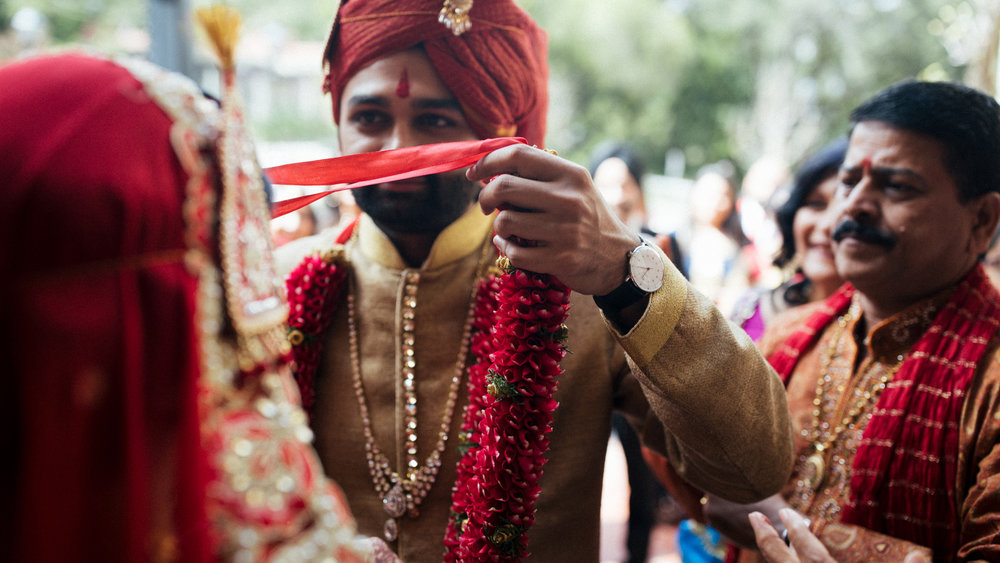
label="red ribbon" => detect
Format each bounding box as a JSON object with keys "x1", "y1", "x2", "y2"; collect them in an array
[{"x1": 265, "y1": 137, "x2": 527, "y2": 218}]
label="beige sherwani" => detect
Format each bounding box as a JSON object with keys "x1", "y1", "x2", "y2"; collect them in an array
[{"x1": 277, "y1": 207, "x2": 793, "y2": 562}]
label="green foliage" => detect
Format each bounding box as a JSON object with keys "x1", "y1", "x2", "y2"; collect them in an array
[
  {"x1": 522, "y1": 0, "x2": 692, "y2": 170},
  {"x1": 523, "y1": 0, "x2": 964, "y2": 176},
  {"x1": 190, "y1": 0, "x2": 334, "y2": 41},
  {"x1": 5, "y1": 0, "x2": 984, "y2": 177},
  {"x1": 667, "y1": 41, "x2": 754, "y2": 174},
  {"x1": 251, "y1": 106, "x2": 336, "y2": 144},
  {"x1": 7, "y1": 0, "x2": 143, "y2": 42}
]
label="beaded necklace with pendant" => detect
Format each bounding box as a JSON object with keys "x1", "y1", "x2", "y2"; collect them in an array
[
  {"x1": 345, "y1": 237, "x2": 492, "y2": 543},
  {"x1": 793, "y1": 299, "x2": 903, "y2": 513}
]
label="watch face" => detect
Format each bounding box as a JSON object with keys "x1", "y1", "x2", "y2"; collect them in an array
[{"x1": 629, "y1": 243, "x2": 664, "y2": 293}]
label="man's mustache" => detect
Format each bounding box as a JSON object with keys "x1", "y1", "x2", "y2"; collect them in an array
[{"x1": 831, "y1": 218, "x2": 897, "y2": 249}]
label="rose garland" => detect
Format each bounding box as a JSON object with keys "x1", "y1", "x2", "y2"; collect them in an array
[
  {"x1": 285, "y1": 225, "x2": 571, "y2": 561},
  {"x1": 443, "y1": 267, "x2": 502, "y2": 555},
  {"x1": 285, "y1": 225, "x2": 353, "y2": 415},
  {"x1": 444, "y1": 258, "x2": 570, "y2": 561}
]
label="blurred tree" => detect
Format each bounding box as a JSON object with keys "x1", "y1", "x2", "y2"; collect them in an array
[
  {"x1": 5, "y1": 0, "x2": 999, "y2": 174},
  {"x1": 929, "y1": 0, "x2": 1000, "y2": 93},
  {"x1": 190, "y1": 0, "x2": 335, "y2": 42},
  {"x1": 714, "y1": 0, "x2": 965, "y2": 170},
  {"x1": 6, "y1": 0, "x2": 143, "y2": 47},
  {"x1": 666, "y1": 16, "x2": 754, "y2": 175},
  {"x1": 521, "y1": 0, "x2": 692, "y2": 175},
  {"x1": 0, "y1": 0, "x2": 12, "y2": 59},
  {"x1": 526, "y1": 0, "x2": 970, "y2": 176}
]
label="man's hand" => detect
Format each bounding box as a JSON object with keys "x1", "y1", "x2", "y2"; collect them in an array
[
  {"x1": 749, "y1": 508, "x2": 832, "y2": 563},
  {"x1": 749, "y1": 509, "x2": 933, "y2": 563},
  {"x1": 704, "y1": 493, "x2": 789, "y2": 549},
  {"x1": 469, "y1": 144, "x2": 640, "y2": 296}
]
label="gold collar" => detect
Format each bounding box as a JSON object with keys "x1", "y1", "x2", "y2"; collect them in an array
[{"x1": 357, "y1": 205, "x2": 495, "y2": 270}]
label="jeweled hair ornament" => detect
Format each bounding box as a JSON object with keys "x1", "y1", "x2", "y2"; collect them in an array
[{"x1": 439, "y1": 0, "x2": 474, "y2": 35}]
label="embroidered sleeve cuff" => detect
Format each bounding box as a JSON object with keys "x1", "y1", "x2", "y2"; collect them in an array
[
  {"x1": 818, "y1": 523, "x2": 931, "y2": 561},
  {"x1": 601, "y1": 249, "x2": 686, "y2": 368}
]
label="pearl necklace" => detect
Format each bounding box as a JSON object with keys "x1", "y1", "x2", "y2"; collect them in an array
[
  {"x1": 345, "y1": 239, "x2": 491, "y2": 543},
  {"x1": 798, "y1": 300, "x2": 903, "y2": 498}
]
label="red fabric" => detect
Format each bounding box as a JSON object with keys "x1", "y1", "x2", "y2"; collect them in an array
[
  {"x1": 845, "y1": 264, "x2": 1000, "y2": 559},
  {"x1": 266, "y1": 137, "x2": 526, "y2": 217},
  {"x1": 766, "y1": 266, "x2": 1000, "y2": 558},
  {"x1": 0, "y1": 54, "x2": 211, "y2": 562},
  {"x1": 324, "y1": 0, "x2": 549, "y2": 146},
  {"x1": 766, "y1": 284, "x2": 854, "y2": 384},
  {"x1": 283, "y1": 219, "x2": 356, "y2": 416}
]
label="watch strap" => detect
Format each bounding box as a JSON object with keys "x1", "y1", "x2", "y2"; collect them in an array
[{"x1": 593, "y1": 277, "x2": 648, "y2": 310}]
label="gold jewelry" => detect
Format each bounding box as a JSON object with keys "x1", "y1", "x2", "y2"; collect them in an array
[
  {"x1": 439, "y1": 0, "x2": 473, "y2": 35},
  {"x1": 799, "y1": 300, "x2": 902, "y2": 494},
  {"x1": 346, "y1": 236, "x2": 493, "y2": 542},
  {"x1": 196, "y1": 5, "x2": 290, "y2": 375}
]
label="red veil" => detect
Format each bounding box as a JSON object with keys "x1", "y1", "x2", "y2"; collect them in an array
[{"x1": 0, "y1": 53, "x2": 372, "y2": 562}]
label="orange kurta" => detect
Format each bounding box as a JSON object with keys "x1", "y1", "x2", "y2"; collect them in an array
[{"x1": 750, "y1": 290, "x2": 1000, "y2": 562}]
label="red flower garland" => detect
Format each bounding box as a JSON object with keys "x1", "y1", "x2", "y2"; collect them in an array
[
  {"x1": 286, "y1": 239, "x2": 570, "y2": 561},
  {"x1": 443, "y1": 268, "x2": 501, "y2": 550},
  {"x1": 286, "y1": 214, "x2": 353, "y2": 416},
  {"x1": 285, "y1": 251, "x2": 347, "y2": 415},
  {"x1": 445, "y1": 260, "x2": 571, "y2": 561}
]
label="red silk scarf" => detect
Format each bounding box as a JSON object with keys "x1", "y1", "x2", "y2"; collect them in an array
[
  {"x1": 265, "y1": 137, "x2": 525, "y2": 218},
  {"x1": 767, "y1": 265, "x2": 1000, "y2": 559}
]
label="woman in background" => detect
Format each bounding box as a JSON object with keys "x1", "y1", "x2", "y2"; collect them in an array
[
  {"x1": 730, "y1": 138, "x2": 848, "y2": 341},
  {"x1": 656, "y1": 138, "x2": 848, "y2": 563},
  {"x1": 677, "y1": 162, "x2": 753, "y2": 313}
]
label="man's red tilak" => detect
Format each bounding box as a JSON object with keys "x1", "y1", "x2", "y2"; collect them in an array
[
  {"x1": 396, "y1": 69, "x2": 410, "y2": 98},
  {"x1": 324, "y1": 0, "x2": 549, "y2": 146}
]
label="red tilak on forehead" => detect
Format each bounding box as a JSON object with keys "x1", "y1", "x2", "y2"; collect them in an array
[
  {"x1": 861, "y1": 158, "x2": 872, "y2": 174},
  {"x1": 396, "y1": 69, "x2": 410, "y2": 99}
]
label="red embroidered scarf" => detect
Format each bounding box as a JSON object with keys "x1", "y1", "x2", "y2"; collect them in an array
[{"x1": 767, "y1": 265, "x2": 1000, "y2": 558}]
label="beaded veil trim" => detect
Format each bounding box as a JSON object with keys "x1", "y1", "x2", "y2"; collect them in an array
[{"x1": 111, "y1": 10, "x2": 369, "y2": 560}]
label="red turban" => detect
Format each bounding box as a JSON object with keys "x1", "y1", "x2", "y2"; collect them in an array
[{"x1": 324, "y1": 0, "x2": 549, "y2": 146}]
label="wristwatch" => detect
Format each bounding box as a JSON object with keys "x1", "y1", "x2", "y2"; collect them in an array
[{"x1": 593, "y1": 240, "x2": 664, "y2": 310}]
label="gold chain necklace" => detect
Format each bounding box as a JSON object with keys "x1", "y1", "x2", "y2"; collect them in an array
[
  {"x1": 345, "y1": 236, "x2": 492, "y2": 543},
  {"x1": 800, "y1": 300, "x2": 902, "y2": 493}
]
